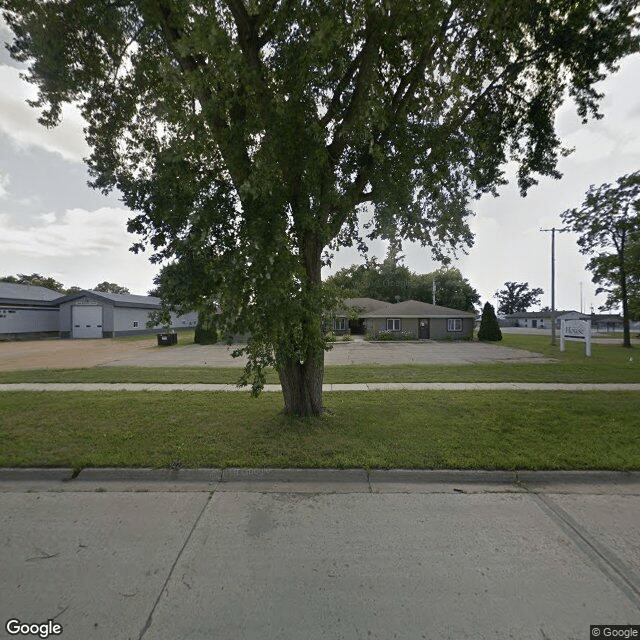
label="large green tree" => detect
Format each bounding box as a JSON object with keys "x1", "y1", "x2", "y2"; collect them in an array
[
  {"x1": 561, "y1": 170, "x2": 640, "y2": 348},
  {"x1": 495, "y1": 281, "x2": 544, "y2": 315},
  {"x1": 412, "y1": 268, "x2": 480, "y2": 311},
  {"x1": 4, "y1": 1, "x2": 638, "y2": 414},
  {"x1": 626, "y1": 237, "x2": 640, "y2": 322},
  {"x1": 93, "y1": 281, "x2": 131, "y2": 295},
  {"x1": 326, "y1": 259, "x2": 480, "y2": 312}
]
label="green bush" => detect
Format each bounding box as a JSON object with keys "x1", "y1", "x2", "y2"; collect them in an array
[
  {"x1": 194, "y1": 319, "x2": 218, "y2": 344},
  {"x1": 374, "y1": 330, "x2": 416, "y2": 341},
  {"x1": 478, "y1": 302, "x2": 502, "y2": 341}
]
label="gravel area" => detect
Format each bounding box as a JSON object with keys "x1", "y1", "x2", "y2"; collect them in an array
[{"x1": 0, "y1": 336, "x2": 551, "y2": 370}]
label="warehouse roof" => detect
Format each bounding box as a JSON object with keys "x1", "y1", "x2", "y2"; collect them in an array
[
  {"x1": 0, "y1": 282, "x2": 64, "y2": 306},
  {"x1": 55, "y1": 290, "x2": 161, "y2": 309}
]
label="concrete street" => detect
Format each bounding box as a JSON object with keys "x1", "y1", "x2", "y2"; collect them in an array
[{"x1": 1, "y1": 470, "x2": 639, "y2": 640}]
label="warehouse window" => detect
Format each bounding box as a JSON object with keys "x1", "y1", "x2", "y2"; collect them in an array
[{"x1": 133, "y1": 321, "x2": 139, "y2": 328}]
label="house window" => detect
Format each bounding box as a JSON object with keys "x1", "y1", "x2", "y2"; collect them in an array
[
  {"x1": 447, "y1": 318, "x2": 462, "y2": 332},
  {"x1": 333, "y1": 317, "x2": 346, "y2": 331},
  {"x1": 133, "y1": 321, "x2": 139, "y2": 328},
  {"x1": 386, "y1": 318, "x2": 401, "y2": 331}
]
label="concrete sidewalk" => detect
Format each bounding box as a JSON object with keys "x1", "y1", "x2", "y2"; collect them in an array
[
  {"x1": 2, "y1": 382, "x2": 640, "y2": 391},
  {"x1": 1, "y1": 469, "x2": 639, "y2": 640}
]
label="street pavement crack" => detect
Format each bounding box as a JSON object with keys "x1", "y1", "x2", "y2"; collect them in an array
[
  {"x1": 529, "y1": 491, "x2": 640, "y2": 611},
  {"x1": 137, "y1": 492, "x2": 214, "y2": 640}
]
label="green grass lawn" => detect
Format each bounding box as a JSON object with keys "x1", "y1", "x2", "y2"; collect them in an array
[
  {"x1": 0, "y1": 334, "x2": 637, "y2": 383},
  {"x1": 2, "y1": 334, "x2": 638, "y2": 471},
  {"x1": 1, "y1": 390, "x2": 638, "y2": 470}
]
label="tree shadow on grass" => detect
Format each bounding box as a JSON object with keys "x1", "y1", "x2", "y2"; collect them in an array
[{"x1": 262, "y1": 408, "x2": 338, "y2": 437}]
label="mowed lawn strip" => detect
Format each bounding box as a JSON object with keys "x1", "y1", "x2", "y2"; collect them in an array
[{"x1": 1, "y1": 390, "x2": 638, "y2": 470}]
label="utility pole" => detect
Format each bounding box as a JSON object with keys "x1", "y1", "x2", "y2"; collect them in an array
[{"x1": 540, "y1": 226, "x2": 570, "y2": 345}]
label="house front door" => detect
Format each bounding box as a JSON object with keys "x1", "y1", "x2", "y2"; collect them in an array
[{"x1": 419, "y1": 319, "x2": 430, "y2": 339}]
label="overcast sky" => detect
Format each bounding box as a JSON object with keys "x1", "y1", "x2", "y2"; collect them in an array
[{"x1": 1, "y1": 18, "x2": 639, "y2": 312}]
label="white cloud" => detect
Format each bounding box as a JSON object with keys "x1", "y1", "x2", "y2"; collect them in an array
[
  {"x1": 0, "y1": 65, "x2": 89, "y2": 162},
  {"x1": 0, "y1": 207, "x2": 131, "y2": 258},
  {"x1": 0, "y1": 206, "x2": 160, "y2": 294},
  {"x1": 0, "y1": 172, "x2": 8, "y2": 197}
]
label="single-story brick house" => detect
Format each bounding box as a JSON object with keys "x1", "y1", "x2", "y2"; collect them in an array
[
  {"x1": 0, "y1": 282, "x2": 62, "y2": 340},
  {"x1": 330, "y1": 298, "x2": 475, "y2": 340},
  {"x1": 328, "y1": 297, "x2": 390, "y2": 335}
]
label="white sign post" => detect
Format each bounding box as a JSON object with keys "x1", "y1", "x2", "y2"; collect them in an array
[{"x1": 560, "y1": 319, "x2": 591, "y2": 357}]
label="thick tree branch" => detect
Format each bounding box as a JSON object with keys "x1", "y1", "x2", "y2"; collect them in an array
[
  {"x1": 224, "y1": 0, "x2": 261, "y2": 71},
  {"x1": 149, "y1": 0, "x2": 253, "y2": 189},
  {"x1": 325, "y1": 9, "x2": 380, "y2": 167},
  {"x1": 320, "y1": 46, "x2": 369, "y2": 128},
  {"x1": 390, "y1": 3, "x2": 456, "y2": 118}
]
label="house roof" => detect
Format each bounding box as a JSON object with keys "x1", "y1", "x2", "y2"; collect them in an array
[
  {"x1": 55, "y1": 290, "x2": 161, "y2": 309},
  {"x1": 360, "y1": 299, "x2": 475, "y2": 318},
  {"x1": 0, "y1": 282, "x2": 64, "y2": 306},
  {"x1": 334, "y1": 297, "x2": 390, "y2": 315}
]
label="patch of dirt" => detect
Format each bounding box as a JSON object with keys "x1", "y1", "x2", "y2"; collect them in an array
[{"x1": 0, "y1": 338, "x2": 160, "y2": 371}]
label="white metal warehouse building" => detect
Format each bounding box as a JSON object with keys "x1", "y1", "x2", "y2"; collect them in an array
[
  {"x1": 57, "y1": 291, "x2": 197, "y2": 339},
  {"x1": 0, "y1": 283, "x2": 61, "y2": 340},
  {"x1": 0, "y1": 284, "x2": 197, "y2": 340}
]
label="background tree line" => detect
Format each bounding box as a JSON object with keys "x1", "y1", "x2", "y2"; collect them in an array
[
  {"x1": 325, "y1": 249, "x2": 480, "y2": 312},
  {"x1": 1, "y1": 274, "x2": 130, "y2": 295}
]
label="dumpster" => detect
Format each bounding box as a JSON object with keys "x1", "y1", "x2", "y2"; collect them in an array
[{"x1": 157, "y1": 333, "x2": 178, "y2": 346}]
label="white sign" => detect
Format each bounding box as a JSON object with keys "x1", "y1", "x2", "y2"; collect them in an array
[{"x1": 560, "y1": 319, "x2": 591, "y2": 356}]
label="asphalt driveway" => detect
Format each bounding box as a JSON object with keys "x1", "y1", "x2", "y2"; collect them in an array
[{"x1": 103, "y1": 340, "x2": 552, "y2": 367}]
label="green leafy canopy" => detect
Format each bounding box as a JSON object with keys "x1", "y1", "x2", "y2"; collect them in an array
[
  {"x1": 496, "y1": 281, "x2": 544, "y2": 315},
  {"x1": 3, "y1": 0, "x2": 638, "y2": 405},
  {"x1": 561, "y1": 170, "x2": 640, "y2": 347}
]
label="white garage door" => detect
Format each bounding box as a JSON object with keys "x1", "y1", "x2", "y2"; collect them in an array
[{"x1": 72, "y1": 306, "x2": 103, "y2": 339}]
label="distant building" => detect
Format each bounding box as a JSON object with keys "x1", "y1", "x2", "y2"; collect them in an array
[
  {"x1": 499, "y1": 310, "x2": 558, "y2": 329},
  {"x1": 500, "y1": 309, "x2": 638, "y2": 333}
]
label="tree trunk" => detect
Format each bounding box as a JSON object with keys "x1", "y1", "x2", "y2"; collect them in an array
[
  {"x1": 277, "y1": 349, "x2": 325, "y2": 416},
  {"x1": 274, "y1": 229, "x2": 326, "y2": 416}
]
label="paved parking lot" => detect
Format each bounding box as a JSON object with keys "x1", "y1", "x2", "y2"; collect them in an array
[{"x1": 0, "y1": 337, "x2": 551, "y2": 370}]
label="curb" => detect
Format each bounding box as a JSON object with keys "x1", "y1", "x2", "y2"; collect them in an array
[{"x1": 1, "y1": 467, "x2": 639, "y2": 490}]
